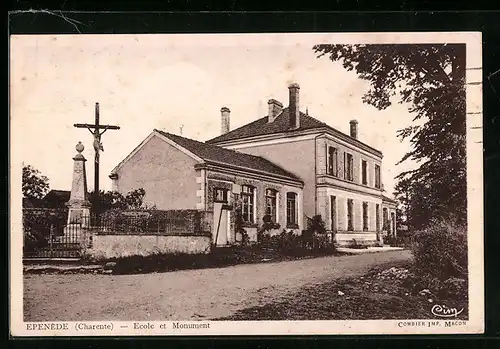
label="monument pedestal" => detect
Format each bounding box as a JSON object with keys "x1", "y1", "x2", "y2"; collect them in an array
[
  {"x1": 64, "y1": 207, "x2": 91, "y2": 243},
  {"x1": 62, "y1": 224, "x2": 91, "y2": 247},
  {"x1": 62, "y1": 141, "x2": 93, "y2": 249}
]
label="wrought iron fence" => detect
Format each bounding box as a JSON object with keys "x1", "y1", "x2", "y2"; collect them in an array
[
  {"x1": 23, "y1": 209, "x2": 211, "y2": 259},
  {"x1": 23, "y1": 209, "x2": 83, "y2": 259},
  {"x1": 96, "y1": 209, "x2": 208, "y2": 235},
  {"x1": 24, "y1": 223, "x2": 84, "y2": 258}
]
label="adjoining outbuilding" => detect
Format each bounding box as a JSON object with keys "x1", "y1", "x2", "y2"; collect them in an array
[{"x1": 109, "y1": 129, "x2": 304, "y2": 246}]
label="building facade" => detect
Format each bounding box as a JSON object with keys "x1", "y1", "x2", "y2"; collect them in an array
[
  {"x1": 110, "y1": 82, "x2": 397, "y2": 247},
  {"x1": 207, "y1": 83, "x2": 397, "y2": 245}
]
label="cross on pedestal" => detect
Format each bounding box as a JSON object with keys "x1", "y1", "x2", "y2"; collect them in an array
[{"x1": 74, "y1": 102, "x2": 120, "y2": 219}]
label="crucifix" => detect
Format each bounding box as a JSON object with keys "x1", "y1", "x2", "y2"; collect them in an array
[{"x1": 74, "y1": 102, "x2": 120, "y2": 217}]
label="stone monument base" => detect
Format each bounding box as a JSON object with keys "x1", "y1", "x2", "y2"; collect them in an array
[
  {"x1": 56, "y1": 224, "x2": 92, "y2": 249},
  {"x1": 67, "y1": 207, "x2": 91, "y2": 227}
]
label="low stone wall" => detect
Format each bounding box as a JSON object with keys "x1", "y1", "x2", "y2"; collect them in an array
[
  {"x1": 87, "y1": 233, "x2": 212, "y2": 260},
  {"x1": 335, "y1": 232, "x2": 379, "y2": 246}
]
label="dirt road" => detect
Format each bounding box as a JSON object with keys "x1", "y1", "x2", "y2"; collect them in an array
[{"x1": 23, "y1": 250, "x2": 412, "y2": 321}]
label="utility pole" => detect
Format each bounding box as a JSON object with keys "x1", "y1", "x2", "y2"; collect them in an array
[{"x1": 74, "y1": 103, "x2": 120, "y2": 221}]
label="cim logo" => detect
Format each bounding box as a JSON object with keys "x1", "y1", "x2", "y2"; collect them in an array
[{"x1": 431, "y1": 304, "x2": 464, "y2": 318}]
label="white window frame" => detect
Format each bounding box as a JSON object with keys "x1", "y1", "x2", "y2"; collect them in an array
[
  {"x1": 241, "y1": 185, "x2": 255, "y2": 223},
  {"x1": 286, "y1": 192, "x2": 298, "y2": 226},
  {"x1": 265, "y1": 188, "x2": 278, "y2": 223}
]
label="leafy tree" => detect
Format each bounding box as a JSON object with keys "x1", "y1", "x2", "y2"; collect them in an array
[
  {"x1": 22, "y1": 164, "x2": 50, "y2": 199},
  {"x1": 393, "y1": 177, "x2": 414, "y2": 228},
  {"x1": 89, "y1": 190, "x2": 126, "y2": 212},
  {"x1": 88, "y1": 188, "x2": 147, "y2": 213},
  {"x1": 313, "y1": 44, "x2": 466, "y2": 229},
  {"x1": 124, "y1": 188, "x2": 146, "y2": 209}
]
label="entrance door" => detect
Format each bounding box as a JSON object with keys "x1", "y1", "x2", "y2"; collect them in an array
[{"x1": 213, "y1": 202, "x2": 230, "y2": 246}]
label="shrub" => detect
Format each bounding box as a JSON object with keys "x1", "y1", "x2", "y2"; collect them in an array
[
  {"x1": 439, "y1": 277, "x2": 468, "y2": 300},
  {"x1": 312, "y1": 233, "x2": 334, "y2": 251},
  {"x1": 256, "y1": 215, "x2": 281, "y2": 244},
  {"x1": 257, "y1": 215, "x2": 280, "y2": 235},
  {"x1": 24, "y1": 228, "x2": 47, "y2": 253},
  {"x1": 346, "y1": 238, "x2": 368, "y2": 249},
  {"x1": 234, "y1": 209, "x2": 251, "y2": 246},
  {"x1": 258, "y1": 229, "x2": 304, "y2": 253},
  {"x1": 257, "y1": 215, "x2": 334, "y2": 255},
  {"x1": 385, "y1": 234, "x2": 405, "y2": 247},
  {"x1": 107, "y1": 253, "x2": 213, "y2": 274},
  {"x1": 411, "y1": 219, "x2": 467, "y2": 283},
  {"x1": 22, "y1": 208, "x2": 67, "y2": 253},
  {"x1": 307, "y1": 215, "x2": 327, "y2": 234},
  {"x1": 304, "y1": 215, "x2": 334, "y2": 251}
]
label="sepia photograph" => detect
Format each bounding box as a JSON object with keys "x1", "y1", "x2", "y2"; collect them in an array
[{"x1": 10, "y1": 32, "x2": 483, "y2": 336}]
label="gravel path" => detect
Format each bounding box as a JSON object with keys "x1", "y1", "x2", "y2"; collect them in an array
[{"x1": 24, "y1": 250, "x2": 412, "y2": 321}]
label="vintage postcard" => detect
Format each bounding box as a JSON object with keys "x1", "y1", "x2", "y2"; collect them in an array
[{"x1": 10, "y1": 32, "x2": 483, "y2": 336}]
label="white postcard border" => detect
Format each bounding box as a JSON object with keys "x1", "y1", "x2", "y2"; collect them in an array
[{"x1": 10, "y1": 31, "x2": 484, "y2": 336}]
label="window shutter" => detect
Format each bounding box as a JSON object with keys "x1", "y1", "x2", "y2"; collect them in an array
[
  {"x1": 326, "y1": 145, "x2": 329, "y2": 174},
  {"x1": 343, "y1": 152, "x2": 346, "y2": 179}
]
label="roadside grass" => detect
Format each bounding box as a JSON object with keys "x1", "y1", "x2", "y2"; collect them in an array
[
  {"x1": 215, "y1": 262, "x2": 469, "y2": 321},
  {"x1": 24, "y1": 245, "x2": 343, "y2": 275},
  {"x1": 107, "y1": 246, "x2": 342, "y2": 275}
]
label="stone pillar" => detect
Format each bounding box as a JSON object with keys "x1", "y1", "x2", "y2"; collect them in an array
[{"x1": 65, "y1": 142, "x2": 92, "y2": 244}]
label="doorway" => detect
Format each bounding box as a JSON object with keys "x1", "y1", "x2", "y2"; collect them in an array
[{"x1": 213, "y1": 202, "x2": 231, "y2": 246}]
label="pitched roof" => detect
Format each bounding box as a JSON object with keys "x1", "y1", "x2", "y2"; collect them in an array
[
  {"x1": 44, "y1": 190, "x2": 70, "y2": 200},
  {"x1": 207, "y1": 108, "x2": 324, "y2": 142},
  {"x1": 154, "y1": 130, "x2": 303, "y2": 183},
  {"x1": 43, "y1": 190, "x2": 70, "y2": 208},
  {"x1": 206, "y1": 107, "x2": 383, "y2": 157}
]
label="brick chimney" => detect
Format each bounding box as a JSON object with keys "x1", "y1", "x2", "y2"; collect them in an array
[
  {"x1": 288, "y1": 83, "x2": 300, "y2": 129},
  {"x1": 221, "y1": 107, "x2": 230, "y2": 135},
  {"x1": 349, "y1": 119, "x2": 358, "y2": 139},
  {"x1": 267, "y1": 99, "x2": 283, "y2": 123}
]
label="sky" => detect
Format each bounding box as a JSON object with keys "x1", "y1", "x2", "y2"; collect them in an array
[{"x1": 11, "y1": 33, "x2": 420, "y2": 197}]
